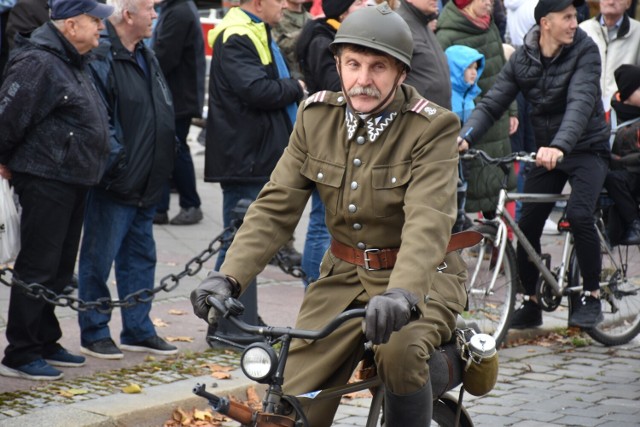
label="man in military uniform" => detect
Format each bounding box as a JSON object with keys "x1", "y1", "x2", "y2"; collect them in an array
[{"x1": 192, "y1": 4, "x2": 465, "y2": 426}]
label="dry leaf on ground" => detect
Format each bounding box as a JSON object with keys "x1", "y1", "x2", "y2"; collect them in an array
[
  {"x1": 153, "y1": 317, "x2": 170, "y2": 327},
  {"x1": 166, "y1": 336, "x2": 194, "y2": 342},
  {"x1": 168, "y1": 309, "x2": 189, "y2": 315},
  {"x1": 122, "y1": 383, "x2": 142, "y2": 394}
]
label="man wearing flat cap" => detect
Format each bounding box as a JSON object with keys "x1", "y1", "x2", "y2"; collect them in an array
[
  {"x1": 459, "y1": 0, "x2": 612, "y2": 331},
  {"x1": 0, "y1": 0, "x2": 113, "y2": 380}
]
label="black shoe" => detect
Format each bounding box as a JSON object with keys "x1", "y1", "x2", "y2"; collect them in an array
[
  {"x1": 120, "y1": 336, "x2": 178, "y2": 355},
  {"x1": 81, "y1": 338, "x2": 123, "y2": 360},
  {"x1": 569, "y1": 293, "x2": 603, "y2": 329},
  {"x1": 510, "y1": 300, "x2": 543, "y2": 329},
  {"x1": 620, "y1": 219, "x2": 640, "y2": 245},
  {"x1": 153, "y1": 212, "x2": 169, "y2": 225},
  {"x1": 169, "y1": 207, "x2": 203, "y2": 225},
  {"x1": 271, "y1": 241, "x2": 302, "y2": 266}
]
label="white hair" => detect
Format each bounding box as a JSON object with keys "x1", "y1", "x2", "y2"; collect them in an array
[{"x1": 107, "y1": 0, "x2": 142, "y2": 24}]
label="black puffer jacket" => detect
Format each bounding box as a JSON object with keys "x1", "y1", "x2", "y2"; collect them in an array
[
  {"x1": 463, "y1": 26, "x2": 610, "y2": 157},
  {"x1": 296, "y1": 18, "x2": 340, "y2": 94},
  {"x1": 0, "y1": 22, "x2": 110, "y2": 186},
  {"x1": 88, "y1": 21, "x2": 176, "y2": 207}
]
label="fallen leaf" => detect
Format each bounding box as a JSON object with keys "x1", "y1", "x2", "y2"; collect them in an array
[
  {"x1": 211, "y1": 372, "x2": 231, "y2": 379},
  {"x1": 193, "y1": 408, "x2": 213, "y2": 421},
  {"x1": 168, "y1": 309, "x2": 188, "y2": 315},
  {"x1": 153, "y1": 317, "x2": 169, "y2": 327},
  {"x1": 165, "y1": 335, "x2": 194, "y2": 342},
  {"x1": 122, "y1": 383, "x2": 143, "y2": 394},
  {"x1": 57, "y1": 388, "x2": 89, "y2": 398}
]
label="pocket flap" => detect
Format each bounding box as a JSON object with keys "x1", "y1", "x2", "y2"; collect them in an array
[
  {"x1": 301, "y1": 156, "x2": 345, "y2": 188},
  {"x1": 372, "y1": 161, "x2": 411, "y2": 189}
]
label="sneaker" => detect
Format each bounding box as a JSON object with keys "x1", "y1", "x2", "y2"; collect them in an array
[
  {"x1": 81, "y1": 338, "x2": 124, "y2": 360},
  {"x1": 169, "y1": 207, "x2": 203, "y2": 225},
  {"x1": 542, "y1": 219, "x2": 560, "y2": 235},
  {"x1": 153, "y1": 212, "x2": 169, "y2": 225},
  {"x1": 620, "y1": 219, "x2": 640, "y2": 245},
  {"x1": 44, "y1": 348, "x2": 86, "y2": 367},
  {"x1": 120, "y1": 336, "x2": 178, "y2": 355},
  {"x1": 0, "y1": 359, "x2": 63, "y2": 380},
  {"x1": 569, "y1": 293, "x2": 603, "y2": 329},
  {"x1": 270, "y1": 240, "x2": 302, "y2": 266},
  {"x1": 510, "y1": 300, "x2": 543, "y2": 329}
]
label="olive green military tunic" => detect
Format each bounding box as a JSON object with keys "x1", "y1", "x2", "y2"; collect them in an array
[{"x1": 221, "y1": 84, "x2": 466, "y2": 425}]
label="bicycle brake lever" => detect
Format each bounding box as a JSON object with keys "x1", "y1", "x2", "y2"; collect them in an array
[{"x1": 225, "y1": 297, "x2": 245, "y2": 316}]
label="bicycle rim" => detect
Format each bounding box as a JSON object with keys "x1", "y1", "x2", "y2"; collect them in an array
[
  {"x1": 574, "y1": 244, "x2": 640, "y2": 345},
  {"x1": 459, "y1": 224, "x2": 517, "y2": 347}
]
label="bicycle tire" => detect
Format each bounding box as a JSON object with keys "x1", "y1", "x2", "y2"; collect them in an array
[
  {"x1": 569, "y1": 243, "x2": 640, "y2": 346},
  {"x1": 459, "y1": 223, "x2": 517, "y2": 347}
]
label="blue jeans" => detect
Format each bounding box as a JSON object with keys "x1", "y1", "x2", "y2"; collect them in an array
[
  {"x1": 78, "y1": 189, "x2": 157, "y2": 346},
  {"x1": 157, "y1": 117, "x2": 201, "y2": 213},
  {"x1": 214, "y1": 182, "x2": 267, "y2": 270},
  {"x1": 301, "y1": 188, "x2": 330, "y2": 286}
]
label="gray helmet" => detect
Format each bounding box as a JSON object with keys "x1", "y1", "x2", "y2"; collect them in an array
[{"x1": 330, "y1": 2, "x2": 413, "y2": 70}]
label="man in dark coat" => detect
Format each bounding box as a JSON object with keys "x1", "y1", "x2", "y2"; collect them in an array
[
  {"x1": 0, "y1": 0, "x2": 113, "y2": 380},
  {"x1": 459, "y1": 0, "x2": 610, "y2": 330}
]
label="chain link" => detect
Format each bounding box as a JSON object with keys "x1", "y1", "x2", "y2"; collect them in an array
[{"x1": 0, "y1": 223, "x2": 307, "y2": 312}]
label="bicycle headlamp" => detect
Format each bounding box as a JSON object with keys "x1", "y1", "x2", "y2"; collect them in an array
[{"x1": 240, "y1": 342, "x2": 277, "y2": 383}]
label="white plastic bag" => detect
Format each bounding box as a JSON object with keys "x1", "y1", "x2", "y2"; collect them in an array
[{"x1": 0, "y1": 177, "x2": 20, "y2": 264}]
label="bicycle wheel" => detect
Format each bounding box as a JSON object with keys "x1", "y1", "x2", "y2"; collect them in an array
[
  {"x1": 459, "y1": 223, "x2": 517, "y2": 347},
  {"x1": 569, "y1": 243, "x2": 640, "y2": 346}
]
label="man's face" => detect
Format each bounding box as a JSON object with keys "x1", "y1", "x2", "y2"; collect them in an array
[
  {"x1": 407, "y1": 0, "x2": 438, "y2": 15},
  {"x1": 68, "y1": 14, "x2": 104, "y2": 54},
  {"x1": 543, "y1": 6, "x2": 578, "y2": 46},
  {"x1": 127, "y1": 0, "x2": 157, "y2": 41},
  {"x1": 259, "y1": 0, "x2": 286, "y2": 26},
  {"x1": 599, "y1": 0, "x2": 631, "y2": 20},
  {"x1": 338, "y1": 47, "x2": 406, "y2": 113}
]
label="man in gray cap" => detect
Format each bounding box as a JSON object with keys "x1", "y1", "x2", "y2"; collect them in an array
[{"x1": 0, "y1": 0, "x2": 113, "y2": 380}]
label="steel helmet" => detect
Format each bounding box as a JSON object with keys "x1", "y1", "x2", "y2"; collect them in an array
[{"x1": 330, "y1": 2, "x2": 413, "y2": 70}]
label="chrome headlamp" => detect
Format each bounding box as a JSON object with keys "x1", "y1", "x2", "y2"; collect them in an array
[{"x1": 240, "y1": 342, "x2": 278, "y2": 383}]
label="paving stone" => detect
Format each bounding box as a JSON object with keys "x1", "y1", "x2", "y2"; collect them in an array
[{"x1": 553, "y1": 414, "x2": 604, "y2": 426}]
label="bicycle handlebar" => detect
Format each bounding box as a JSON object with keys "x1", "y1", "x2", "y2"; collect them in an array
[
  {"x1": 207, "y1": 295, "x2": 365, "y2": 341},
  {"x1": 461, "y1": 149, "x2": 536, "y2": 164}
]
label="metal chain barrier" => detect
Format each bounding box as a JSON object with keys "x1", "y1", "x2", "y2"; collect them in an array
[{"x1": 0, "y1": 218, "x2": 308, "y2": 312}]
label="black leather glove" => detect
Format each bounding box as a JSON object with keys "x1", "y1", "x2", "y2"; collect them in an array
[
  {"x1": 190, "y1": 271, "x2": 239, "y2": 327},
  {"x1": 364, "y1": 288, "x2": 419, "y2": 344}
]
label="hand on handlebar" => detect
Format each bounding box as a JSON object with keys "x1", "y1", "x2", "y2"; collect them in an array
[
  {"x1": 535, "y1": 146, "x2": 564, "y2": 171},
  {"x1": 190, "y1": 271, "x2": 239, "y2": 327},
  {"x1": 364, "y1": 288, "x2": 419, "y2": 344}
]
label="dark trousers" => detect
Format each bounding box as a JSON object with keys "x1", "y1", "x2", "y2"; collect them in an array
[
  {"x1": 3, "y1": 173, "x2": 87, "y2": 368},
  {"x1": 157, "y1": 117, "x2": 201, "y2": 213},
  {"x1": 517, "y1": 153, "x2": 608, "y2": 294},
  {"x1": 604, "y1": 169, "x2": 639, "y2": 225}
]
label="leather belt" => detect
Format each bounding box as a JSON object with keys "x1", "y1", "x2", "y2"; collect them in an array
[
  {"x1": 330, "y1": 239, "x2": 398, "y2": 270},
  {"x1": 330, "y1": 230, "x2": 484, "y2": 271}
]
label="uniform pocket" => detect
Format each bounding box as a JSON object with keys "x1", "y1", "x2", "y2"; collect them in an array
[
  {"x1": 301, "y1": 156, "x2": 345, "y2": 215},
  {"x1": 371, "y1": 161, "x2": 411, "y2": 217}
]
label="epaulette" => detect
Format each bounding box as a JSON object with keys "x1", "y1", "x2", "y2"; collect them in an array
[
  {"x1": 303, "y1": 90, "x2": 347, "y2": 110},
  {"x1": 403, "y1": 97, "x2": 445, "y2": 122}
]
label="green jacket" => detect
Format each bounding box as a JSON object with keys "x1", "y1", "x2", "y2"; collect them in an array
[{"x1": 436, "y1": 1, "x2": 516, "y2": 213}]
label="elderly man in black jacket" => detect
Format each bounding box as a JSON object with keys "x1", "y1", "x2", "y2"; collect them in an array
[
  {"x1": 0, "y1": 0, "x2": 113, "y2": 380},
  {"x1": 458, "y1": 0, "x2": 610, "y2": 331},
  {"x1": 77, "y1": 0, "x2": 178, "y2": 360}
]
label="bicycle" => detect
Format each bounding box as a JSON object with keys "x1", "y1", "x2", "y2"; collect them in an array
[
  {"x1": 459, "y1": 149, "x2": 640, "y2": 346},
  {"x1": 193, "y1": 295, "x2": 495, "y2": 427}
]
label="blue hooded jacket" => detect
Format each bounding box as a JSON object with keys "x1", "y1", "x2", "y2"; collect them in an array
[{"x1": 445, "y1": 45, "x2": 485, "y2": 124}]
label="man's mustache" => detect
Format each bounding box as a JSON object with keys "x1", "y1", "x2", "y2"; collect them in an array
[{"x1": 347, "y1": 86, "x2": 381, "y2": 99}]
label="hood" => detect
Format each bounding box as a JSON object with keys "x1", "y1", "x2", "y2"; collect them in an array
[{"x1": 445, "y1": 44, "x2": 485, "y2": 96}]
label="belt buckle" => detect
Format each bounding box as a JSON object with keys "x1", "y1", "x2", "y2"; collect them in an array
[{"x1": 364, "y1": 248, "x2": 381, "y2": 271}]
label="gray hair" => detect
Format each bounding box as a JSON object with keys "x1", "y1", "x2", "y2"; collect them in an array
[{"x1": 107, "y1": 0, "x2": 141, "y2": 24}]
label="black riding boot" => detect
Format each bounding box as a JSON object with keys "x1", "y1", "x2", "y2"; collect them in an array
[{"x1": 384, "y1": 378, "x2": 433, "y2": 426}]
